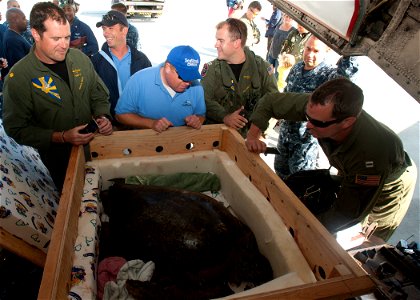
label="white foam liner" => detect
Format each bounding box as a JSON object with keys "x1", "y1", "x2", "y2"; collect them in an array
[{"x1": 85, "y1": 150, "x2": 316, "y2": 298}]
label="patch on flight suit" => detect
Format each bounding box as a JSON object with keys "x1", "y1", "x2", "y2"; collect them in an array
[
  {"x1": 201, "y1": 62, "x2": 210, "y2": 77},
  {"x1": 31, "y1": 76, "x2": 61, "y2": 102},
  {"x1": 365, "y1": 161, "x2": 374, "y2": 168},
  {"x1": 72, "y1": 68, "x2": 84, "y2": 90},
  {"x1": 267, "y1": 65, "x2": 275, "y2": 76},
  {"x1": 9, "y1": 72, "x2": 14, "y2": 78},
  {"x1": 355, "y1": 174, "x2": 381, "y2": 186}
]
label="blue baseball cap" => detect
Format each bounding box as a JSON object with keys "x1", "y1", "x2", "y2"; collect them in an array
[{"x1": 167, "y1": 45, "x2": 201, "y2": 81}]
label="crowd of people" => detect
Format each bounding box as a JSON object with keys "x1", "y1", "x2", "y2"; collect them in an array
[{"x1": 0, "y1": 0, "x2": 417, "y2": 244}]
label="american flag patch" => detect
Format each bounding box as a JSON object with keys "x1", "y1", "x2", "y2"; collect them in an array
[{"x1": 355, "y1": 174, "x2": 381, "y2": 186}]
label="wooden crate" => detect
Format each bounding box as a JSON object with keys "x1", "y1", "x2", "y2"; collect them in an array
[{"x1": 38, "y1": 124, "x2": 375, "y2": 299}]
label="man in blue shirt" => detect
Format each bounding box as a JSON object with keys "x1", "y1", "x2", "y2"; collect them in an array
[
  {"x1": 1, "y1": 8, "x2": 31, "y2": 78},
  {"x1": 115, "y1": 45, "x2": 206, "y2": 132},
  {"x1": 92, "y1": 10, "x2": 151, "y2": 124},
  {"x1": 62, "y1": 1, "x2": 98, "y2": 57},
  {"x1": 2, "y1": 0, "x2": 33, "y2": 45},
  {"x1": 263, "y1": 4, "x2": 281, "y2": 58}
]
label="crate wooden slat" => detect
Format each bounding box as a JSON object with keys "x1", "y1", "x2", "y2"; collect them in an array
[
  {"x1": 38, "y1": 125, "x2": 375, "y2": 299},
  {"x1": 219, "y1": 128, "x2": 369, "y2": 281},
  {"x1": 89, "y1": 124, "x2": 223, "y2": 159},
  {"x1": 38, "y1": 146, "x2": 86, "y2": 300}
]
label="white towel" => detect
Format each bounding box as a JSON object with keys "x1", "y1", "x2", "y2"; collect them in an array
[{"x1": 103, "y1": 260, "x2": 155, "y2": 300}]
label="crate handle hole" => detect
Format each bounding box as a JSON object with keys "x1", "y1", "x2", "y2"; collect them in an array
[
  {"x1": 186, "y1": 143, "x2": 194, "y2": 150},
  {"x1": 212, "y1": 140, "x2": 220, "y2": 147},
  {"x1": 155, "y1": 146, "x2": 163, "y2": 153},
  {"x1": 122, "y1": 148, "x2": 132, "y2": 156},
  {"x1": 91, "y1": 151, "x2": 98, "y2": 158},
  {"x1": 288, "y1": 227, "x2": 295, "y2": 238},
  {"x1": 317, "y1": 265, "x2": 326, "y2": 279}
]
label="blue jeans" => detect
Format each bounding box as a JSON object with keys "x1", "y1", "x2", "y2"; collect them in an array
[{"x1": 267, "y1": 54, "x2": 279, "y2": 79}]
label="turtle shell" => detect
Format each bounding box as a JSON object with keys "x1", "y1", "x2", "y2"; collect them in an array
[{"x1": 101, "y1": 182, "x2": 273, "y2": 299}]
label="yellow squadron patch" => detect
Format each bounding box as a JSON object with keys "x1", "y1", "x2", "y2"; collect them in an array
[{"x1": 32, "y1": 76, "x2": 61, "y2": 101}]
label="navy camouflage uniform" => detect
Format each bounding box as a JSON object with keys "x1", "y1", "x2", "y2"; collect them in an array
[
  {"x1": 127, "y1": 23, "x2": 140, "y2": 49},
  {"x1": 200, "y1": 47, "x2": 278, "y2": 137},
  {"x1": 275, "y1": 57, "x2": 358, "y2": 179}
]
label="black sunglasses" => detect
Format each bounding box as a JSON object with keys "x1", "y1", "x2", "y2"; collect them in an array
[
  {"x1": 174, "y1": 69, "x2": 191, "y2": 83},
  {"x1": 305, "y1": 112, "x2": 344, "y2": 128}
]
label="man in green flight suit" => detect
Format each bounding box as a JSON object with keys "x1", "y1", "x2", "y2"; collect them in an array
[
  {"x1": 280, "y1": 23, "x2": 311, "y2": 64},
  {"x1": 246, "y1": 78, "x2": 417, "y2": 241},
  {"x1": 3, "y1": 2, "x2": 113, "y2": 191},
  {"x1": 201, "y1": 18, "x2": 278, "y2": 137}
]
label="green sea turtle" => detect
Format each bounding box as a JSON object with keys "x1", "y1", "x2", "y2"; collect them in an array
[{"x1": 100, "y1": 182, "x2": 273, "y2": 299}]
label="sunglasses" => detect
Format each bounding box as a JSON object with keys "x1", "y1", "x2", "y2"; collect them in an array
[
  {"x1": 250, "y1": 9, "x2": 260, "y2": 16},
  {"x1": 177, "y1": 73, "x2": 188, "y2": 82},
  {"x1": 305, "y1": 112, "x2": 344, "y2": 128},
  {"x1": 173, "y1": 68, "x2": 191, "y2": 83}
]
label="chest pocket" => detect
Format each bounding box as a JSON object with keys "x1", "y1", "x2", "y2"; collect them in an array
[
  {"x1": 214, "y1": 85, "x2": 240, "y2": 113},
  {"x1": 214, "y1": 62, "x2": 262, "y2": 117}
]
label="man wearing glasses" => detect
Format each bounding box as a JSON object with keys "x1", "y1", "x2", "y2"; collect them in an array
[
  {"x1": 274, "y1": 36, "x2": 358, "y2": 180},
  {"x1": 246, "y1": 78, "x2": 417, "y2": 241},
  {"x1": 115, "y1": 45, "x2": 205, "y2": 133},
  {"x1": 240, "y1": 1, "x2": 262, "y2": 47},
  {"x1": 201, "y1": 18, "x2": 278, "y2": 137}
]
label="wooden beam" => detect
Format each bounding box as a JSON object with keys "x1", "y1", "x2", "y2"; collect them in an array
[
  {"x1": 0, "y1": 227, "x2": 46, "y2": 267},
  {"x1": 38, "y1": 146, "x2": 86, "y2": 300}
]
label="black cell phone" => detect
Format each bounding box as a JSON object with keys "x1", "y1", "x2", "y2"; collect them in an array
[{"x1": 79, "y1": 119, "x2": 99, "y2": 134}]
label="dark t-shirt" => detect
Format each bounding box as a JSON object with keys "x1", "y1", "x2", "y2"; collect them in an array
[{"x1": 42, "y1": 60, "x2": 70, "y2": 87}]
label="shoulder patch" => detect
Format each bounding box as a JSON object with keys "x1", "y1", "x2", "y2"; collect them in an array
[
  {"x1": 355, "y1": 174, "x2": 381, "y2": 186},
  {"x1": 201, "y1": 63, "x2": 210, "y2": 78}
]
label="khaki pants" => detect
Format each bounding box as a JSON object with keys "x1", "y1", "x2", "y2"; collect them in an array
[{"x1": 366, "y1": 159, "x2": 417, "y2": 241}]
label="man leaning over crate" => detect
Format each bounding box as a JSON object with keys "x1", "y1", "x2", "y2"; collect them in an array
[{"x1": 246, "y1": 78, "x2": 417, "y2": 241}]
